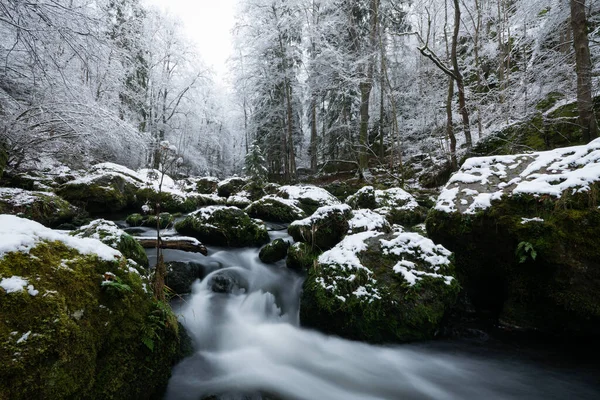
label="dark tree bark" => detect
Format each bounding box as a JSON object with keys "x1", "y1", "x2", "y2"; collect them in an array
[
  {"x1": 570, "y1": 0, "x2": 598, "y2": 143},
  {"x1": 452, "y1": 0, "x2": 472, "y2": 149}
]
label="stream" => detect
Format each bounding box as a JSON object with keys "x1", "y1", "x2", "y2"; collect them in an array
[{"x1": 136, "y1": 226, "x2": 600, "y2": 400}]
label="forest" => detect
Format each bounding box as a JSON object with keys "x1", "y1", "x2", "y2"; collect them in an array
[
  {"x1": 1, "y1": 0, "x2": 598, "y2": 182},
  {"x1": 1, "y1": 1, "x2": 600, "y2": 400}
]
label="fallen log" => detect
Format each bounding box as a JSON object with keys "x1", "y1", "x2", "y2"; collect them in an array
[{"x1": 134, "y1": 236, "x2": 208, "y2": 255}]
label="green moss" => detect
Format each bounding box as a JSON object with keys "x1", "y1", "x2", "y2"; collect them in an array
[
  {"x1": 286, "y1": 242, "x2": 319, "y2": 270},
  {"x1": 126, "y1": 213, "x2": 144, "y2": 227},
  {"x1": 195, "y1": 177, "x2": 219, "y2": 194},
  {"x1": 175, "y1": 207, "x2": 270, "y2": 247},
  {"x1": 0, "y1": 193, "x2": 78, "y2": 228},
  {"x1": 217, "y1": 178, "x2": 246, "y2": 198},
  {"x1": 56, "y1": 175, "x2": 137, "y2": 214},
  {"x1": 126, "y1": 213, "x2": 174, "y2": 230},
  {"x1": 259, "y1": 239, "x2": 290, "y2": 264},
  {"x1": 0, "y1": 242, "x2": 180, "y2": 399},
  {"x1": 288, "y1": 207, "x2": 351, "y2": 251},
  {"x1": 135, "y1": 188, "x2": 196, "y2": 213}
]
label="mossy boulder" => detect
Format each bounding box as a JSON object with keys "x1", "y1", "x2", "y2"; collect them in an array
[
  {"x1": 286, "y1": 242, "x2": 319, "y2": 270},
  {"x1": 165, "y1": 261, "x2": 203, "y2": 295},
  {"x1": 427, "y1": 138, "x2": 600, "y2": 335},
  {"x1": 347, "y1": 209, "x2": 392, "y2": 234},
  {"x1": 259, "y1": 239, "x2": 290, "y2": 264},
  {"x1": 72, "y1": 219, "x2": 149, "y2": 268},
  {"x1": 56, "y1": 174, "x2": 139, "y2": 214},
  {"x1": 288, "y1": 205, "x2": 352, "y2": 251},
  {"x1": 226, "y1": 191, "x2": 253, "y2": 208},
  {"x1": 0, "y1": 216, "x2": 181, "y2": 399},
  {"x1": 195, "y1": 177, "x2": 220, "y2": 194},
  {"x1": 126, "y1": 212, "x2": 175, "y2": 229},
  {"x1": 217, "y1": 177, "x2": 247, "y2": 198},
  {"x1": 277, "y1": 185, "x2": 341, "y2": 214},
  {"x1": 246, "y1": 195, "x2": 307, "y2": 223},
  {"x1": 174, "y1": 206, "x2": 270, "y2": 247},
  {"x1": 135, "y1": 188, "x2": 197, "y2": 213},
  {"x1": 346, "y1": 186, "x2": 427, "y2": 227},
  {"x1": 0, "y1": 188, "x2": 79, "y2": 228},
  {"x1": 300, "y1": 229, "x2": 459, "y2": 343}
]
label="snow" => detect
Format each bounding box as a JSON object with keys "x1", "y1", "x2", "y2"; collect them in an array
[
  {"x1": 521, "y1": 217, "x2": 544, "y2": 224},
  {"x1": 0, "y1": 188, "x2": 59, "y2": 206},
  {"x1": 1, "y1": 276, "x2": 29, "y2": 293},
  {"x1": 278, "y1": 185, "x2": 340, "y2": 206},
  {"x1": 380, "y1": 229, "x2": 452, "y2": 271},
  {"x1": 247, "y1": 195, "x2": 306, "y2": 216},
  {"x1": 191, "y1": 205, "x2": 237, "y2": 219},
  {"x1": 318, "y1": 231, "x2": 380, "y2": 273},
  {"x1": 435, "y1": 138, "x2": 600, "y2": 214},
  {"x1": 346, "y1": 186, "x2": 419, "y2": 211},
  {"x1": 73, "y1": 219, "x2": 126, "y2": 244},
  {"x1": 348, "y1": 209, "x2": 389, "y2": 233},
  {"x1": 16, "y1": 331, "x2": 31, "y2": 344},
  {"x1": 0, "y1": 215, "x2": 121, "y2": 261},
  {"x1": 290, "y1": 204, "x2": 352, "y2": 228}
]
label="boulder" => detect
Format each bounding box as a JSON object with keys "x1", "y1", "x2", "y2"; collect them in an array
[
  {"x1": 347, "y1": 209, "x2": 392, "y2": 235},
  {"x1": 174, "y1": 206, "x2": 270, "y2": 247},
  {"x1": 0, "y1": 215, "x2": 181, "y2": 399},
  {"x1": 246, "y1": 195, "x2": 306, "y2": 223},
  {"x1": 134, "y1": 188, "x2": 197, "y2": 213},
  {"x1": 217, "y1": 177, "x2": 247, "y2": 198},
  {"x1": 56, "y1": 163, "x2": 142, "y2": 214},
  {"x1": 426, "y1": 138, "x2": 600, "y2": 335},
  {"x1": 288, "y1": 204, "x2": 352, "y2": 251},
  {"x1": 259, "y1": 239, "x2": 290, "y2": 264},
  {"x1": 206, "y1": 269, "x2": 248, "y2": 294},
  {"x1": 165, "y1": 261, "x2": 204, "y2": 294},
  {"x1": 346, "y1": 186, "x2": 427, "y2": 227},
  {"x1": 277, "y1": 185, "x2": 341, "y2": 214},
  {"x1": 0, "y1": 187, "x2": 79, "y2": 228},
  {"x1": 286, "y1": 242, "x2": 319, "y2": 270},
  {"x1": 195, "y1": 177, "x2": 220, "y2": 194},
  {"x1": 301, "y1": 229, "x2": 459, "y2": 343},
  {"x1": 72, "y1": 219, "x2": 149, "y2": 268}
]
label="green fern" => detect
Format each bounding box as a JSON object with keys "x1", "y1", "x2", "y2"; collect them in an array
[{"x1": 516, "y1": 241, "x2": 537, "y2": 264}]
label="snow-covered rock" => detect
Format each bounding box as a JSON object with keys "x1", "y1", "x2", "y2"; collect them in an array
[
  {"x1": 346, "y1": 186, "x2": 426, "y2": 226},
  {"x1": 0, "y1": 187, "x2": 78, "y2": 227},
  {"x1": 288, "y1": 204, "x2": 352, "y2": 251},
  {"x1": 0, "y1": 215, "x2": 180, "y2": 398},
  {"x1": 427, "y1": 139, "x2": 600, "y2": 335},
  {"x1": 277, "y1": 184, "x2": 341, "y2": 213},
  {"x1": 174, "y1": 205, "x2": 269, "y2": 247},
  {"x1": 301, "y1": 228, "x2": 458, "y2": 343},
  {"x1": 246, "y1": 195, "x2": 306, "y2": 223},
  {"x1": 72, "y1": 219, "x2": 148, "y2": 268}
]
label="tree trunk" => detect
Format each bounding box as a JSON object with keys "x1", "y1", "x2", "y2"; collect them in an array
[
  {"x1": 447, "y1": 78, "x2": 457, "y2": 169},
  {"x1": 570, "y1": 0, "x2": 598, "y2": 143},
  {"x1": 452, "y1": 0, "x2": 472, "y2": 149},
  {"x1": 285, "y1": 80, "x2": 296, "y2": 179},
  {"x1": 358, "y1": 0, "x2": 379, "y2": 173},
  {"x1": 310, "y1": 95, "x2": 318, "y2": 172}
]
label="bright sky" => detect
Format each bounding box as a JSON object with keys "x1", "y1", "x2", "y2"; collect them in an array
[{"x1": 144, "y1": 0, "x2": 236, "y2": 81}]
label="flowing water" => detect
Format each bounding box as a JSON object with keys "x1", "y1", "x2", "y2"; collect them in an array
[{"x1": 141, "y1": 227, "x2": 600, "y2": 400}]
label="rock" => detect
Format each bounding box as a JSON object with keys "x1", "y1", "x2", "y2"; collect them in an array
[
  {"x1": 217, "y1": 177, "x2": 247, "y2": 198},
  {"x1": 165, "y1": 261, "x2": 204, "y2": 294},
  {"x1": 347, "y1": 209, "x2": 392, "y2": 234},
  {"x1": 206, "y1": 270, "x2": 247, "y2": 294},
  {"x1": 226, "y1": 191, "x2": 253, "y2": 208},
  {"x1": 259, "y1": 239, "x2": 290, "y2": 264},
  {"x1": 174, "y1": 206, "x2": 270, "y2": 247},
  {"x1": 426, "y1": 138, "x2": 600, "y2": 335},
  {"x1": 277, "y1": 185, "x2": 341, "y2": 214},
  {"x1": 72, "y1": 219, "x2": 149, "y2": 268},
  {"x1": 286, "y1": 242, "x2": 318, "y2": 270},
  {"x1": 300, "y1": 228, "x2": 459, "y2": 343},
  {"x1": 246, "y1": 195, "x2": 306, "y2": 223},
  {"x1": 56, "y1": 163, "x2": 141, "y2": 213},
  {"x1": 346, "y1": 186, "x2": 427, "y2": 227},
  {"x1": 288, "y1": 204, "x2": 352, "y2": 251},
  {"x1": 0, "y1": 215, "x2": 181, "y2": 399},
  {"x1": 126, "y1": 212, "x2": 175, "y2": 229},
  {"x1": 135, "y1": 188, "x2": 197, "y2": 213},
  {"x1": 195, "y1": 176, "x2": 220, "y2": 194},
  {"x1": 0, "y1": 187, "x2": 79, "y2": 228}
]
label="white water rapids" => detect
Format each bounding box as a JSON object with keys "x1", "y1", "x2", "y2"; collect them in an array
[{"x1": 151, "y1": 229, "x2": 599, "y2": 400}]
